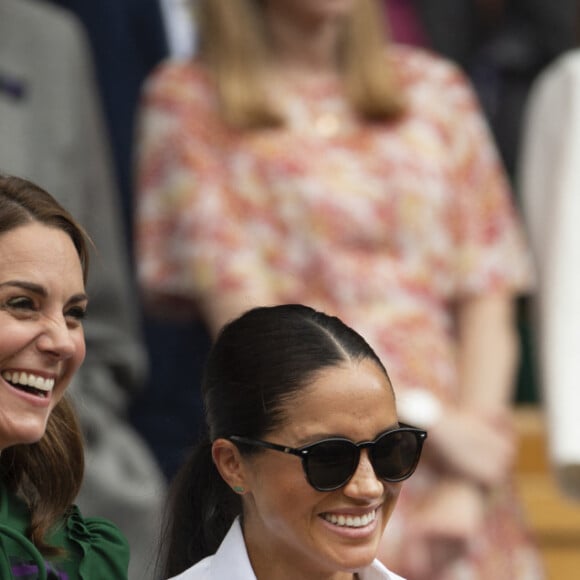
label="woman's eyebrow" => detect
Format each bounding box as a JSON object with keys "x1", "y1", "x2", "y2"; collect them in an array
[
  {"x1": 68, "y1": 292, "x2": 89, "y2": 304},
  {"x1": 0, "y1": 280, "x2": 47, "y2": 296},
  {"x1": 0, "y1": 280, "x2": 88, "y2": 303}
]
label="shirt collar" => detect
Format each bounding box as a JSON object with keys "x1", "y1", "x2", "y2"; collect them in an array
[
  {"x1": 210, "y1": 518, "x2": 256, "y2": 580},
  {"x1": 210, "y1": 518, "x2": 404, "y2": 580}
]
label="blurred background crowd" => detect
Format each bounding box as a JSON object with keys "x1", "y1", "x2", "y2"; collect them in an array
[{"x1": 1, "y1": 0, "x2": 579, "y2": 578}]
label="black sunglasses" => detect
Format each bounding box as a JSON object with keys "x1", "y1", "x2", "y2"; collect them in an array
[{"x1": 230, "y1": 423, "x2": 427, "y2": 492}]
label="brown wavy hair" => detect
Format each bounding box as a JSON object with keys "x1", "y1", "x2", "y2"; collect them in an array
[
  {"x1": 194, "y1": 0, "x2": 405, "y2": 129},
  {"x1": 0, "y1": 174, "x2": 89, "y2": 556}
]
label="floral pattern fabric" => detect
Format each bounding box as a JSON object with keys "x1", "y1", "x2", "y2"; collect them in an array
[{"x1": 135, "y1": 46, "x2": 541, "y2": 578}]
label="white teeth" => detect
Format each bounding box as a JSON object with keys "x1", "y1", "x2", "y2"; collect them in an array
[
  {"x1": 2, "y1": 371, "x2": 55, "y2": 392},
  {"x1": 323, "y1": 510, "x2": 376, "y2": 528}
]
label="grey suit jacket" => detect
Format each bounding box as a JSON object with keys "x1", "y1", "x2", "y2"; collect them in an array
[{"x1": 0, "y1": 0, "x2": 146, "y2": 401}]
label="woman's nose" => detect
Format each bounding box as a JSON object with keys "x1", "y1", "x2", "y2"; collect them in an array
[
  {"x1": 343, "y1": 450, "x2": 384, "y2": 499},
  {"x1": 36, "y1": 316, "x2": 76, "y2": 358}
]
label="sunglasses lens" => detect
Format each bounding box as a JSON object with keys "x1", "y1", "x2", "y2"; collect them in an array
[
  {"x1": 305, "y1": 440, "x2": 357, "y2": 491},
  {"x1": 372, "y1": 430, "x2": 421, "y2": 481}
]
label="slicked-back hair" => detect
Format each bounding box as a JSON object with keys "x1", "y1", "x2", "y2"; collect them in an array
[{"x1": 159, "y1": 304, "x2": 392, "y2": 577}]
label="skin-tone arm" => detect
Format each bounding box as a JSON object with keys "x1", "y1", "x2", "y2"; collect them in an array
[
  {"x1": 428, "y1": 293, "x2": 518, "y2": 487},
  {"x1": 455, "y1": 292, "x2": 519, "y2": 411},
  {"x1": 388, "y1": 293, "x2": 519, "y2": 577}
]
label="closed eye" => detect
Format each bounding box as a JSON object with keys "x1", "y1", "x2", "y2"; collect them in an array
[
  {"x1": 65, "y1": 305, "x2": 87, "y2": 322},
  {"x1": 65, "y1": 304, "x2": 87, "y2": 323},
  {"x1": 5, "y1": 296, "x2": 36, "y2": 311}
]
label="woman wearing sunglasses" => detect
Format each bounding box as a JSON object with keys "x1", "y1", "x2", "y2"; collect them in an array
[{"x1": 159, "y1": 304, "x2": 426, "y2": 580}]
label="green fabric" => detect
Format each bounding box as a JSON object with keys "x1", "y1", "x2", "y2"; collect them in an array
[
  {"x1": 515, "y1": 297, "x2": 540, "y2": 404},
  {"x1": 0, "y1": 481, "x2": 129, "y2": 579}
]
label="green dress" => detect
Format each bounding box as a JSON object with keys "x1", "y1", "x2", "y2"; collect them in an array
[{"x1": 0, "y1": 481, "x2": 129, "y2": 579}]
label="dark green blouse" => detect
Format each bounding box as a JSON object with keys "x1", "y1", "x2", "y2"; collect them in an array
[{"x1": 0, "y1": 481, "x2": 129, "y2": 579}]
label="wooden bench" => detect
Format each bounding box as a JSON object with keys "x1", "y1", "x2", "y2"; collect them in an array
[{"x1": 515, "y1": 405, "x2": 580, "y2": 579}]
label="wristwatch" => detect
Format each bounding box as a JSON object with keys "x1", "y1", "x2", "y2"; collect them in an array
[{"x1": 396, "y1": 388, "x2": 443, "y2": 430}]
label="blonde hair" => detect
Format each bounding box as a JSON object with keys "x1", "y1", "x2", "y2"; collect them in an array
[{"x1": 195, "y1": 0, "x2": 404, "y2": 129}]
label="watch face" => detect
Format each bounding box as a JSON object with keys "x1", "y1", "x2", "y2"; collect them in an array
[{"x1": 396, "y1": 389, "x2": 442, "y2": 429}]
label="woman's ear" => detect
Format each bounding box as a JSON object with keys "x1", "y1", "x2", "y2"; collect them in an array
[{"x1": 212, "y1": 438, "x2": 249, "y2": 494}]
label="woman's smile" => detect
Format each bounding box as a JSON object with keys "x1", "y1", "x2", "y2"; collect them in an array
[{"x1": 2, "y1": 369, "x2": 57, "y2": 399}]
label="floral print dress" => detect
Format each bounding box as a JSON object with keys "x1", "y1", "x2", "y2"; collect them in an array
[{"x1": 135, "y1": 46, "x2": 542, "y2": 578}]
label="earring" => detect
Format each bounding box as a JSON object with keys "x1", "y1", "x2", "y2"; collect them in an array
[{"x1": 233, "y1": 485, "x2": 245, "y2": 494}]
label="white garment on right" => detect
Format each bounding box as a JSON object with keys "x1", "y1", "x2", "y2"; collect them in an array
[{"x1": 519, "y1": 49, "x2": 580, "y2": 498}]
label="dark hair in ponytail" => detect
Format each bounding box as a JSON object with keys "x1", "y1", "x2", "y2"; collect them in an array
[
  {"x1": 159, "y1": 304, "x2": 390, "y2": 577},
  {"x1": 158, "y1": 438, "x2": 241, "y2": 576}
]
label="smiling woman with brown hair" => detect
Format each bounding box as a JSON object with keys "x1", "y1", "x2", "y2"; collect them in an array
[{"x1": 0, "y1": 174, "x2": 129, "y2": 579}]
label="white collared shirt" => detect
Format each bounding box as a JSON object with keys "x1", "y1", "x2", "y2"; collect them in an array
[{"x1": 167, "y1": 518, "x2": 405, "y2": 579}]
